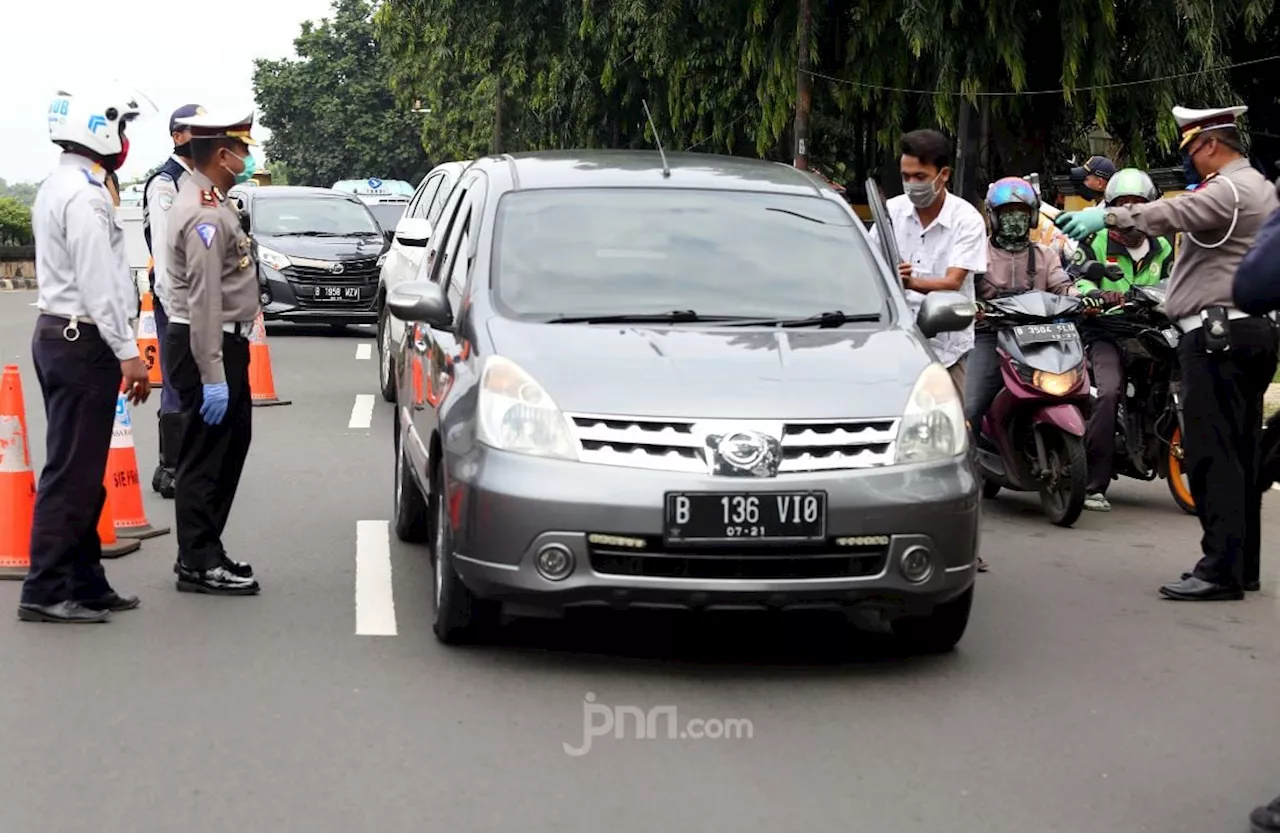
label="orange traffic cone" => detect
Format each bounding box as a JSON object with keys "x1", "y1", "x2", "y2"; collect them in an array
[
  {"x1": 105, "y1": 393, "x2": 170, "y2": 540},
  {"x1": 98, "y1": 484, "x2": 140, "y2": 559},
  {"x1": 0, "y1": 373, "x2": 36, "y2": 579},
  {"x1": 248, "y1": 311, "x2": 291, "y2": 407},
  {"x1": 136, "y1": 292, "x2": 163, "y2": 385}
]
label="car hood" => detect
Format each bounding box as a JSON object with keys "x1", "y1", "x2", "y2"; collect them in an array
[
  {"x1": 255, "y1": 234, "x2": 387, "y2": 260},
  {"x1": 485, "y1": 318, "x2": 930, "y2": 419}
]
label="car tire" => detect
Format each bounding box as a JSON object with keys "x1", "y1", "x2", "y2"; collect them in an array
[
  {"x1": 890, "y1": 585, "x2": 973, "y2": 655},
  {"x1": 377, "y1": 306, "x2": 396, "y2": 403},
  {"x1": 981, "y1": 479, "x2": 1001, "y2": 499},
  {"x1": 430, "y1": 466, "x2": 499, "y2": 645},
  {"x1": 392, "y1": 418, "x2": 430, "y2": 543}
]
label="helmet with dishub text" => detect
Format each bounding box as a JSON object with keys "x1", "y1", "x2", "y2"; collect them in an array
[{"x1": 47, "y1": 83, "x2": 154, "y2": 159}]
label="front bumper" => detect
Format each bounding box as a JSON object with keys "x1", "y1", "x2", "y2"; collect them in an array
[
  {"x1": 446, "y1": 445, "x2": 981, "y2": 615},
  {"x1": 260, "y1": 266, "x2": 378, "y2": 324}
]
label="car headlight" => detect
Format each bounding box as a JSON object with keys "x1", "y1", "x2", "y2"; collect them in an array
[
  {"x1": 1031, "y1": 369, "x2": 1080, "y2": 397},
  {"x1": 257, "y1": 246, "x2": 291, "y2": 271},
  {"x1": 377, "y1": 252, "x2": 388, "y2": 268},
  {"x1": 476, "y1": 356, "x2": 579, "y2": 461},
  {"x1": 895, "y1": 362, "x2": 967, "y2": 465}
]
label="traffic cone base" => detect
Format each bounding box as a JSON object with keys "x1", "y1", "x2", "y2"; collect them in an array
[
  {"x1": 98, "y1": 486, "x2": 141, "y2": 559},
  {"x1": 106, "y1": 394, "x2": 170, "y2": 540},
  {"x1": 248, "y1": 312, "x2": 291, "y2": 407}
]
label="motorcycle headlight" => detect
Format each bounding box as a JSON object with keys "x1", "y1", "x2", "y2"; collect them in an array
[
  {"x1": 895, "y1": 363, "x2": 967, "y2": 465},
  {"x1": 1032, "y1": 369, "x2": 1080, "y2": 397},
  {"x1": 476, "y1": 356, "x2": 579, "y2": 461},
  {"x1": 256, "y1": 246, "x2": 291, "y2": 272}
]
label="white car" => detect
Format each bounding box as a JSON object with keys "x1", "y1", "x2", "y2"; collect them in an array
[{"x1": 376, "y1": 160, "x2": 472, "y2": 401}]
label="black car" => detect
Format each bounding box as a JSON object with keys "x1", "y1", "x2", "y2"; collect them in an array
[{"x1": 235, "y1": 186, "x2": 390, "y2": 326}]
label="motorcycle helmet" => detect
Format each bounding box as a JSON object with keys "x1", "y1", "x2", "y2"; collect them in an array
[
  {"x1": 47, "y1": 82, "x2": 155, "y2": 168},
  {"x1": 985, "y1": 177, "x2": 1039, "y2": 252},
  {"x1": 1104, "y1": 168, "x2": 1160, "y2": 206}
]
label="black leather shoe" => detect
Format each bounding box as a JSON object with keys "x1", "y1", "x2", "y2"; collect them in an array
[
  {"x1": 1182, "y1": 571, "x2": 1261, "y2": 592},
  {"x1": 17, "y1": 601, "x2": 111, "y2": 623},
  {"x1": 1250, "y1": 794, "x2": 1280, "y2": 833},
  {"x1": 80, "y1": 592, "x2": 141, "y2": 612},
  {"x1": 1160, "y1": 576, "x2": 1244, "y2": 601},
  {"x1": 157, "y1": 468, "x2": 175, "y2": 500},
  {"x1": 173, "y1": 556, "x2": 253, "y2": 579},
  {"x1": 176, "y1": 565, "x2": 260, "y2": 596}
]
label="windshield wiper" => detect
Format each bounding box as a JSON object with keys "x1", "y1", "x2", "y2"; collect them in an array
[
  {"x1": 543, "y1": 310, "x2": 744, "y2": 324},
  {"x1": 766, "y1": 207, "x2": 829, "y2": 224},
  {"x1": 722, "y1": 311, "x2": 880, "y2": 328},
  {"x1": 271, "y1": 231, "x2": 345, "y2": 237}
]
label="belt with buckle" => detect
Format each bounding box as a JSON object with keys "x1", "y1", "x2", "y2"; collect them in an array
[
  {"x1": 167, "y1": 317, "x2": 252, "y2": 337},
  {"x1": 1176, "y1": 308, "x2": 1254, "y2": 333}
]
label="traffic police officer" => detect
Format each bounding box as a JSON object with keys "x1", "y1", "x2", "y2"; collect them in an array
[
  {"x1": 20, "y1": 85, "x2": 153, "y2": 624},
  {"x1": 143, "y1": 104, "x2": 203, "y2": 499},
  {"x1": 165, "y1": 109, "x2": 261, "y2": 595},
  {"x1": 1057, "y1": 105, "x2": 1280, "y2": 601}
]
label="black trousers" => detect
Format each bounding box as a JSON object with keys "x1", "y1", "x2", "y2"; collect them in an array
[
  {"x1": 964, "y1": 332, "x2": 1003, "y2": 437},
  {"x1": 1084, "y1": 340, "x2": 1125, "y2": 494},
  {"x1": 165, "y1": 324, "x2": 253, "y2": 571},
  {"x1": 1180, "y1": 317, "x2": 1279, "y2": 588},
  {"x1": 21, "y1": 316, "x2": 119, "y2": 606}
]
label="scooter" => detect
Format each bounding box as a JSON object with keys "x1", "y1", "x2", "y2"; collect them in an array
[{"x1": 974, "y1": 290, "x2": 1093, "y2": 527}]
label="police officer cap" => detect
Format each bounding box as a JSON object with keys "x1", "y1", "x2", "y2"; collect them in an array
[
  {"x1": 169, "y1": 104, "x2": 206, "y2": 135},
  {"x1": 174, "y1": 109, "x2": 259, "y2": 146},
  {"x1": 1174, "y1": 105, "x2": 1248, "y2": 149}
]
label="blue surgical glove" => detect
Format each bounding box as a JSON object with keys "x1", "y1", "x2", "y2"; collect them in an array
[
  {"x1": 200, "y1": 382, "x2": 230, "y2": 425},
  {"x1": 1054, "y1": 207, "x2": 1106, "y2": 241}
]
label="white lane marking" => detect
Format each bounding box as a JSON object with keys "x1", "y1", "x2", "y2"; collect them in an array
[
  {"x1": 349, "y1": 394, "x2": 375, "y2": 429},
  {"x1": 356, "y1": 520, "x2": 397, "y2": 636},
  {"x1": 355, "y1": 343, "x2": 372, "y2": 361}
]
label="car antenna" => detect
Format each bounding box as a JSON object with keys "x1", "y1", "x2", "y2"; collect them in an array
[{"x1": 641, "y1": 99, "x2": 671, "y2": 178}]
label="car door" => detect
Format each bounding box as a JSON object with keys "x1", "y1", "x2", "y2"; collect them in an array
[
  {"x1": 382, "y1": 170, "x2": 444, "y2": 299},
  {"x1": 406, "y1": 172, "x2": 482, "y2": 469}
]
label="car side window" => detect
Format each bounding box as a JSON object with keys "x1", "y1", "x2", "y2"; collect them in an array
[
  {"x1": 423, "y1": 182, "x2": 470, "y2": 285},
  {"x1": 427, "y1": 174, "x2": 455, "y2": 223},
  {"x1": 436, "y1": 196, "x2": 472, "y2": 291},
  {"x1": 411, "y1": 173, "x2": 442, "y2": 220}
]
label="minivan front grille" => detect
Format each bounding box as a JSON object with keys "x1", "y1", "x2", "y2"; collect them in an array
[
  {"x1": 565, "y1": 414, "x2": 899, "y2": 474},
  {"x1": 284, "y1": 256, "x2": 380, "y2": 284},
  {"x1": 588, "y1": 538, "x2": 889, "y2": 580}
]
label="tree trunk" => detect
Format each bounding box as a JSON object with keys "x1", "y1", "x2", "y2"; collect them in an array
[
  {"x1": 793, "y1": 0, "x2": 812, "y2": 170},
  {"x1": 493, "y1": 73, "x2": 504, "y2": 155}
]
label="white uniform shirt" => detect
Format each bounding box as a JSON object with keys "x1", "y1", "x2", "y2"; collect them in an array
[
  {"x1": 144, "y1": 154, "x2": 194, "y2": 310},
  {"x1": 33, "y1": 154, "x2": 139, "y2": 361},
  {"x1": 870, "y1": 192, "x2": 988, "y2": 367}
]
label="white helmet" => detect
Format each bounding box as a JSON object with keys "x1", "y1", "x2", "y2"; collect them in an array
[{"x1": 47, "y1": 84, "x2": 153, "y2": 158}]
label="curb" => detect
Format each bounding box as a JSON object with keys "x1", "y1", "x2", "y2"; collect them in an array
[{"x1": 0, "y1": 278, "x2": 36, "y2": 291}]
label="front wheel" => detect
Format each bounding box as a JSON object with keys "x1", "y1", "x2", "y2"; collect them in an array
[
  {"x1": 1165, "y1": 426, "x2": 1196, "y2": 515},
  {"x1": 1037, "y1": 428, "x2": 1087, "y2": 528},
  {"x1": 890, "y1": 586, "x2": 974, "y2": 654},
  {"x1": 377, "y1": 306, "x2": 396, "y2": 403},
  {"x1": 431, "y1": 466, "x2": 500, "y2": 645}
]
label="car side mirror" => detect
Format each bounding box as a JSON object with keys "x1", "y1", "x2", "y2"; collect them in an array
[
  {"x1": 394, "y1": 217, "x2": 432, "y2": 247},
  {"x1": 917, "y1": 291, "x2": 976, "y2": 339},
  {"x1": 383, "y1": 227, "x2": 395, "y2": 244},
  {"x1": 387, "y1": 280, "x2": 452, "y2": 329}
]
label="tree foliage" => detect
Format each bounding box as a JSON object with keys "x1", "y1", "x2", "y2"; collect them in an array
[
  {"x1": 0, "y1": 179, "x2": 40, "y2": 208},
  {"x1": 376, "y1": 0, "x2": 1278, "y2": 192},
  {"x1": 0, "y1": 197, "x2": 33, "y2": 246},
  {"x1": 253, "y1": 0, "x2": 431, "y2": 187}
]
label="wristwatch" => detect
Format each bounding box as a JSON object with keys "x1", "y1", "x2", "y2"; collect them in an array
[{"x1": 1104, "y1": 211, "x2": 1119, "y2": 228}]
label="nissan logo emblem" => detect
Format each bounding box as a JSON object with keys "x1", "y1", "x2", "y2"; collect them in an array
[
  {"x1": 719, "y1": 432, "x2": 767, "y2": 469},
  {"x1": 328, "y1": 262, "x2": 345, "y2": 274}
]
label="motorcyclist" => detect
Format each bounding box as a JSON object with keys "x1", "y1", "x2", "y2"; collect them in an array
[
  {"x1": 1069, "y1": 168, "x2": 1174, "y2": 512},
  {"x1": 966, "y1": 177, "x2": 1081, "y2": 440}
]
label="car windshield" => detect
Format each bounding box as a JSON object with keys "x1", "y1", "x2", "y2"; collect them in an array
[
  {"x1": 368, "y1": 202, "x2": 408, "y2": 232},
  {"x1": 252, "y1": 197, "x2": 382, "y2": 237},
  {"x1": 492, "y1": 188, "x2": 885, "y2": 321}
]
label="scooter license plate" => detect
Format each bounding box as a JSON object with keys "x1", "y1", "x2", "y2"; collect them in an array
[{"x1": 1012, "y1": 323, "x2": 1078, "y2": 345}]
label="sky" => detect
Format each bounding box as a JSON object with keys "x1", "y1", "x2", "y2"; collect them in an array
[{"x1": 1, "y1": 0, "x2": 337, "y2": 184}]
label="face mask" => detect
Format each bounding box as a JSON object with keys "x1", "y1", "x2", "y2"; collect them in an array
[
  {"x1": 1182, "y1": 150, "x2": 1202, "y2": 187},
  {"x1": 1080, "y1": 183, "x2": 1104, "y2": 202},
  {"x1": 174, "y1": 142, "x2": 193, "y2": 159},
  {"x1": 903, "y1": 173, "x2": 943, "y2": 209},
  {"x1": 221, "y1": 148, "x2": 257, "y2": 185},
  {"x1": 993, "y1": 210, "x2": 1032, "y2": 252},
  {"x1": 1110, "y1": 228, "x2": 1146, "y2": 249}
]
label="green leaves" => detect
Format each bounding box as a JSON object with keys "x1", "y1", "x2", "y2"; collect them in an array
[
  {"x1": 253, "y1": 0, "x2": 431, "y2": 187},
  {"x1": 0, "y1": 197, "x2": 33, "y2": 246}
]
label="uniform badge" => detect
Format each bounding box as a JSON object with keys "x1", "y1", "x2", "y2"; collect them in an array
[
  {"x1": 199, "y1": 190, "x2": 218, "y2": 208},
  {"x1": 158, "y1": 193, "x2": 174, "y2": 211},
  {"x1": 237, "y1": 237, "x2": 250, "y2": 253},
  {"x1": 195, "y1": 223, "x2": 217, "y2": 249},
  {"x1": 238, "y1": 255, "x2": 251, "y2": 270},
  {"x1": 92, "y1": 205, "x2": 111, "y2": 229}
]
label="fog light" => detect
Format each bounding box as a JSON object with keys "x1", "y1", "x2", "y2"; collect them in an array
[
  {"x1": 534, "y1": 544, "x2": 575, "y2": 581},
  {"x1": 900, "y1": 546, "x2": 933, "y2": 583},
  {"x1": 260, "y1": 291, "x2": 271, "y2": 305}
]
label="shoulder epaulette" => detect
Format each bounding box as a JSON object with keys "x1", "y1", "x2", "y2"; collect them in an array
[
  {"x1": 199, "y1": 189, "x2": 219, "y2": 208},
  {"x1": 80, "y1": 169, "x2": 104, "y2": 188}
]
